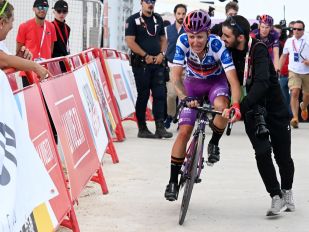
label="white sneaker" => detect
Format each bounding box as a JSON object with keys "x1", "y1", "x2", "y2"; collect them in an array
[
  {"x1": 266, "y1": 195, "x2": 287, "y2": 216},
  {"x1": 282, "y1": 189, "x2": 295, "y2": 212}
]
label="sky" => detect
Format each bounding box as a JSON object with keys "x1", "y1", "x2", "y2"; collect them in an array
[{"x1": 154, "y1": 0, "x2": 309, "y2": 32}]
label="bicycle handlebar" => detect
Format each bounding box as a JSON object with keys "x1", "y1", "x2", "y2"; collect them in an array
[
  {"x1": 173, "y1": 97, "x2": 222, "y2": 122},
  {"x1": 196, "y1": 105, "x2": 222, "y2": 115},
  {"x1": 173, "y1": 97, "x2": 235, "y2": 136}
]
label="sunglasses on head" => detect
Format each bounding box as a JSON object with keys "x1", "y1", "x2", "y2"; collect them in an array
[
  {"x1": 293, "y1": 28, "x2": 304, "y2": 31},
  {"x1": 143, "y1": 0, "x2": 156, "y2": 4},
  {"x1": 37, "y1": 6, "x2": 49, "y2": 11},
  {"x1": 227, "y1": 16, "x2": 244, "y2": 35},
  {"x1": 56, "y1": 9, "x2": 68, "y2": 14},
  {"x1": 0, "y1": 1, "x2": 9, "y2": 17}
]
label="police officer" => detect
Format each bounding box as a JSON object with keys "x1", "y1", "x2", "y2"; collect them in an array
[
  {"x1": 222, "y1": 15, "x2": 295, "y2": 216},
  {"x1": 125, "y1": 0, "x2": 172, "y2": 139}
]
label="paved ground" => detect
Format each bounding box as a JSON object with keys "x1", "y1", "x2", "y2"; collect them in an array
[{"x1": 59, "y1": 121, "x2": 309, "y2": 232}]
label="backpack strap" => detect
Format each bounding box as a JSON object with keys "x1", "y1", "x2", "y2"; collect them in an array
[
  {"x1": 249, "y1": 41, "x2": 267, "y2": 66},
  {"x1": 248, "y1": 41, "x2": 267, "y2": 78}
]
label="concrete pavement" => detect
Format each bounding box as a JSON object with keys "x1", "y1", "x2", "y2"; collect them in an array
[{"x1": 58, "y1": 121, "x2": 309, "y2": 232}]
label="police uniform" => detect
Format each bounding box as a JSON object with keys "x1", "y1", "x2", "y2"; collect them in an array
[{"x1": 125, "y1": 11, "x2": 172, "y2": 138}]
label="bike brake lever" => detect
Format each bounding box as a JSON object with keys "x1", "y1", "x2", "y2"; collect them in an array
[{"x1": 226, "y1": 108, "x2": 235, "y2": 136}]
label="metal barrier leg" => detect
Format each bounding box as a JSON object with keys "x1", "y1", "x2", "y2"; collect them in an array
[
  {"x1": 106, "y1": 140, "x2": 119, "y2": 164},
  {"x1": 91, "y1": 167, "x2": 109, "y2": 194},
  {"x1": 60, "y1": 208, "x2": 80, "y2": 232}
]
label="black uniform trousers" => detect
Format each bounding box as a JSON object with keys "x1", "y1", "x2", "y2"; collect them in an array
[
  {"x1": 244, "y1": 114, "x2": 294, "y2": 197},
  {"x1": 132, "y1": 64, "x2": 166, "y2": 123}
]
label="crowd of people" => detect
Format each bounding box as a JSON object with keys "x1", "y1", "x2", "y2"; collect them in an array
[
  {"x1": 125, "y1": 0, "x2": 309, "y2": 217},
  {"x1": 0, "y1": 0, "x2": 70, "y2": 84}
]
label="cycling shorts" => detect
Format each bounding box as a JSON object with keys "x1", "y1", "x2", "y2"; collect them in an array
[{"x1": 178, "y1": 75, "x2": 230, "y2": 126}]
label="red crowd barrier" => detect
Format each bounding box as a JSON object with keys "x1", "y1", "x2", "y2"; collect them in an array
[
  {"x1": 8, "y1": 68, "x2": 80, "y2": 231},
  {"x1": 3, "y1": 45, "x2": 140, "y2": 231},
  {"x1": 65, "y1": 49, "x2": 120, "y2": 162},
  {"x1": 41, "y1": 72, "x2": 108, "y2": 199},
  {"x1": 38, "y1": 56, "x2": 72, "y2": 75},
  {"x1": 97, "y1": 48, "x2": 127, "y2": 141},
  {"x1": 4, "y1": 68, "x2": 18, "y2": 91}
]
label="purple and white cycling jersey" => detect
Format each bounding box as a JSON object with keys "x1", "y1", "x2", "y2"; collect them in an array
[
  {"x1": 173, "y1": 33, "x2": 235, "y2": 79},
  {"x1": 173, "y1": 34, "x2": 235, "y2": 126}
]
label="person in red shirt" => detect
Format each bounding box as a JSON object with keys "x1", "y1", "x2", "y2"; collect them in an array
[
  {"x1": 16, "y1": 0, "x2": 57, "y2": 62},
  {"x1": 0, "y1": 0, "x2": 50, "y2": 80}
]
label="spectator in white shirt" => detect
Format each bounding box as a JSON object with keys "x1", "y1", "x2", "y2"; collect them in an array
[{"x1": 279, "y1": 20, "x2": 309, "y2": 128}]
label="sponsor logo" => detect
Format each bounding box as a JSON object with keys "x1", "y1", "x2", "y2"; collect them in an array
[
  {"x1": 0, "y1": 122, "x2": 17, "y2": 187},
  {"x1": 211, "y1": 39, "x2": 222, "y2": 52},
  {"x1": 181, "y1": 35, "x2": 189, "y2": 47},
  {"x1": 205, "y1": 56, "x2": 216, "y2": 64},
  {"x1": 220, "y1": 49, "x2": 232, "y2": 64}
]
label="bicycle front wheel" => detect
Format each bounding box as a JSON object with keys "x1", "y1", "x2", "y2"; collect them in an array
[{"x1": 179, "y1": 132, "x2": 204, "y2": 225}]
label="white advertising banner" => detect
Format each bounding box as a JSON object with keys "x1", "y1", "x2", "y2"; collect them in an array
[
  {"x1": 105, "y1": 58, "x2": 135, "y2": 119},
  {"x1": 87, "y1": 61, "x2": 117, "y2": 136},
  {"x1": 0, "y1": 70, "x2": 58, "y2": 232},
  {"x1": 119, "y1": 59, "x2": 137, "y2": 105},
  {"x1": 73, "y1": 66, "x2": 109, "y2": 161}
]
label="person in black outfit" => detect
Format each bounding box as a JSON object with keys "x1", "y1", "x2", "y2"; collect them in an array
[
  {"x1": 125, "y1": 0, "x2": 172, "y2": 139},
  {"x1": 221, "y1": 15, "x2": 295, "y2": 216},
  {"x1": 52, "y1": 0, "x2": 70, "y2": 71}
]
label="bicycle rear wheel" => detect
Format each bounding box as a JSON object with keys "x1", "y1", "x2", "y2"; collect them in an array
[{"x1": 179, "y1": 133, "x2": 203, "y2": 225}]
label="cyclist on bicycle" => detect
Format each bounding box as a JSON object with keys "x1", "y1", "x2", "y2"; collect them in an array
[
  {"x1": 165, "y1": 10, "x2": 241, "y2": 201},
  {"x1": 250, "y1": 14, "x2": 280, "y2": 71}
]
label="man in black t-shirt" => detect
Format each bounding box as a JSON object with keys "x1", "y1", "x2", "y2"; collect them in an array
[
  {"x1": 221, "y1": 15, "x2": 295, "y2": 216},
  {"x1": 52, "y1": 0, "x2": 70, "y2": 57},
  {"x1": 52, "y1": 0, "x2": 70, "y2": 72},
  {"x1": 125, "y1": 0, "x2": 172, "y2": 139}
]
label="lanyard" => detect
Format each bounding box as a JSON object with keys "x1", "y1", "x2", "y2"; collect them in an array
[
  {"x1": 292, "y1": 38, "x2": 304, "y2": 53},
  {"x1": 139, "y1": 11, "x2": 158, "y2": 37},
  {"x1": 53, "y1": 20, "x2": 70, "y2": 52},
  {"x1": 243, "y1": 37, "x2": 253, "y2": 86},
  {"x1": 38, "y1": 23, "x2": 46, "y2": 58}
]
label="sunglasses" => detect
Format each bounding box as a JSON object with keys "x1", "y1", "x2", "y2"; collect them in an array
[
  {"x1": 227, "y1": 16, "x2": 244, "y2": 35},
  {"x1": 293, "y1": 28, "x2": 304, "y2": 31},
  {"x1": 143, "y1": 0, "x2": 156, "y2": 4},
  {"x1": 37, "y1": 6, "x2": 49, "y2": 11},
  {"x1": 56, "y1": 10, "x2": 68, "y2": 14}
]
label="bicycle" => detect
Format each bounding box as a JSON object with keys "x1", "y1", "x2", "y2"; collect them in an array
[{"x1": 174, "y1": 99, "x2": 234, "y2": 225}]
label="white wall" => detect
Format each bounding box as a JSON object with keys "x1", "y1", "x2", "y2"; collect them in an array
[{"x1": 108, "y1": 0, "x2": 120, "y2": 49}]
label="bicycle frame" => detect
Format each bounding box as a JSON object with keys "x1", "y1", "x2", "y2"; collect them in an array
[
  {"x1": 178, "y1": 102, "x2": 224, "y2": 225},
  {"x1": 181, "y1": 107, "x2": 215, "y2": 184}
]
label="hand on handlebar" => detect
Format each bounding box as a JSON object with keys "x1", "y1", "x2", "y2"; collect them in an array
[
  {"x1": 222, "y1": 103, "x2": 241, "y2": 123},
  {"x1": 180, "y1": 96, "x2": 200, "y2": 108}
]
